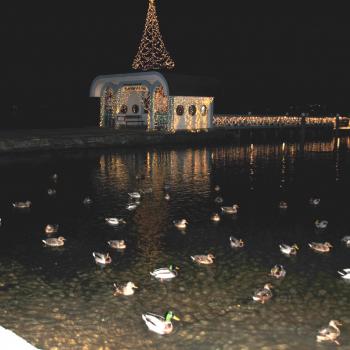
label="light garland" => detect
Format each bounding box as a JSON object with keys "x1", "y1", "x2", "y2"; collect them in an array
[{"x1": 132, "y1": 0, "x2": 175, "y2": 71}]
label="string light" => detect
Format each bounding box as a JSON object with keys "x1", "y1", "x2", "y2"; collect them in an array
[{"x1": 132, "y1": 0, "x2": 175, "y2": 71}]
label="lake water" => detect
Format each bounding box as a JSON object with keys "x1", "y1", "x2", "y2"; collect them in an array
[{"x1": 1, "y1": 137, "x2": 350, "y2": 349}]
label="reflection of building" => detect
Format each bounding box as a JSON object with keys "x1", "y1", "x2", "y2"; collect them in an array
[{"x1": 89, "y1": 71, "x2": 214, "y2": 131}]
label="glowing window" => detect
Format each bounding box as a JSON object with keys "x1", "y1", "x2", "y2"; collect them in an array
[
  {"x1": 132, "y1": 104, "x2": 139, "y2": 114},
  {"x1": 120, "y1": 105, "x2": 128, "y2": 114},
  {"x1": 176, "y1": 105, "x2": 184, "y2": 116},
  {"x1": 201, "y1": 105, "x2": 207, "y2": 116},
  {"x1": 189, "y1": 105, "x2": 196, "y2": 116}
]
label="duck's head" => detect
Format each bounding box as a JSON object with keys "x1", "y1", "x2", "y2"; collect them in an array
[
  {"x1": 264, "y1": 283, "x2": 273, "y2": 290},
  {"x1": 292, "y1": 244, "x2": 299, "y2": 250},
  {"x1": 325, "y1": 242, "x2": 333, "y2": 248},
  {"x1": 126, "y1": 282, "x2": 138, "y2": 289},
  {"x1": 58, "y1": 236, "x2": 66, "y2": 242},
  {"x1": 164, "y1": 311, "x2": 180, "y2": 322},
  {"x1": 208, "y1": 254, "x2": 215, "y2": 259},
  {"x1": 182, "y1": 219, "x2": 188, "y2": 224},
  {"x1": 329, "y1": 320, "x2": 342, "y2": 327},
  {"x1": 233, "y1": 204, "x2": 239, "y2": 209},
  {"x1": 169, "y1": 264, "x2": 180, "y2": 271}
]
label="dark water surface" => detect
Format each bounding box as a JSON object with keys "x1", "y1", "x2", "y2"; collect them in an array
[{"x1": 1, "y1": 138, "x2": 350, "y2": 349}]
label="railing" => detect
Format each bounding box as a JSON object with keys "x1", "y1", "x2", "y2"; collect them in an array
[{"x1": 213, "y1": 115, "x2": 335, "y2": 129}]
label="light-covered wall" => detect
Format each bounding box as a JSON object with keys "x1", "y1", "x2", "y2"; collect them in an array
[{"x1": 170, "y1": 96, "x2": 214, "y2": 131}]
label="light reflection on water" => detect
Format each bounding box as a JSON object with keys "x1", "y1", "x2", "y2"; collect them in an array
[{"x1": 1, "y1": 138, "x2": 350, "y2": 349}]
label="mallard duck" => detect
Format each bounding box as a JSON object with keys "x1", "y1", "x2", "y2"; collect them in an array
[
  {"x1": 191, "y1": 254, "x2": 215, "y2": 265},
  {"x1": 221, "y1": 204, "x2": 239, "y2": 214},
  {"x1": 214, "y1": 185, "x2": 220, "y2": 192},
  {"x1": 279, "y1": 201, "x2": 288, "y2": 209},
  {"x1": 315, "y1": 220, "x2": 328, "y2": 229},
  {"x1": 270, "y1": 265, "x2": 286, "y2": 279},
  {"x1": 12, "y1": 201, "x2": 31, "y2": 209},
  {"x1": 164, "y1": 193, "x2": 170, "y2": 200},
  {"x1": 150, "y1": 265, "x2": 179, "y2": 280},
  {"x1": 229, "y1": 236, "x2": 244, "y2": 248},
  {"x1": 128, "y1": 192, "x2": 141, "y2": 199},
  {"x1": 210, "y1": 213, "x2": 220, "y2": 222},
  {"x1": 126, "y1": 203, "x2": 137, "y2": 211},
  {"x1": 92, "y1": 252, "x2": 112, "y2": 265},
  {"x1": 83, "y1": 197, "x2": 93, "y2": 205},
  {"x1": 45, "y1": 224, "x2": 59, "y2": 234},
  {"x1": 142, "y1": 311, "x2": 180, "y2": 335},
  {"x1": 113, "y1": 282, "x2": 138, "y2": 296},
  {"x1": 173, "y1": 219, "x2": 188, "y2": 229},
  {"x1": 47, "y1": 188, "x2": 56, "y2": 196},
  {"x1": 252, "y1": 283, "x2": 273, "y2": 304},
  {"x1": 214, "y1": 196, "x2": 224, "y2": 204},
  {"x1": 341, "y1": 236, "x2": 350, "y2": 247},
  {"x1": 107, "y1": 240, "x2": 126, "y2": 249},
  {"x1": 51, "y1": 173, "x2": 58, "y2": 182},
  {"x1": 105, "y1": 218, "x2": 126, "y2": 226},
  {"x1": 42, "y1": 236, "x2": 65, "y2": 247},
  {"x1": 338, "y1": 268, "x2": 350, "y2": 280},
  {"x1": 316, "y1": 320, "x2": 342, "y2": 346},
  {"x1": 309, "y1": 242, "x2": 333, "y2": 253},
  {"x1": 279, "y1": 243, "x2": 299, "y2": 256},
  {"x1": 309, "y1": 197, "x2": 321, "y2": 206}
]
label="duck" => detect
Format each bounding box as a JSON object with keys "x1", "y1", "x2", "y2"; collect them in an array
[
  {"x1": 279, "y1": 243, "x2": 299, "y2": 256},
  {"x1": 214, "y1": 196, "x2": 224, "y2": 204},
  {"x1": 315, "y1": 219, "x2": 328, "y2": 229},
  {"x1": 191, "y1": 254, "x2": 215, "y2": 265},
  {"x1": 229, "y1": 236, "x2": 244, "y2": 248},
  {"x1": 221, "y1": 204, "x2": 239, "y2": 214},
  {"x1": 338, "y1": 268, "x2": 350, "y2": 280},
  {"x1": 105, "y1": 218, "x2": 126, "y2": 226},
  {"x1": 309, "y1": 242, "x2": 333, "y2": 253},
  {"x1": 92, "y1": 252, "x2": 112, "y2": 265},
  {"x1": 316, "y1": 320, "x2": 342, "y2": 346},
  {"x1": 173, "y1": 219, "x2": 188, "y2": 229},
  {"x1": 252, "y1": 283, "x2": 273, "y2": 304},
  {"x1": 279, "y1": 201, "x2": 288, "y2": 209},
  {"x1": 164, "y1": 193, "x2": 170, "y2": 201},
  {"x1": 142, "y1": 311, "x2": 180, "y2": 335},
  {"x1": 126, "y1": 203, "x2": 137, "y2": 211},
  {"x1": 309, "y1": 197, "x2": 321, "y2": 206},
  {"x1": 210, "y1": 213, "x2": 220, "y2": 222},
  {"x1": 47, "y1": 188, "x2": 56, "y2": 196},
  {"x1": 107, "y1": 240, "x2": 126, "y2": 249},
  {"x1": 150, "y1": 265, "x2": 179, "y2": 280},
  {"x1": 45, "y1": 224, "x2": 59, "y2": 234},
  {"x1": 270, "y1": 265, "x2": 286, "y2": 279},
  {"x1": 12, "y1": 201, "x2": 31, "y2": 209},
  {"x1": 83, "y1": 197, "x2": 93, "y2": 205},
  {"x1": 42, "y1": 236, "x2": 65, "y2": 247},
  {"x1": 214, "y1": 185, "x2": 220, "y2": 192},
  {"x1": 128, "y1": 192, "x2": 141, "y2": 199},
  {"x1": 341, "y1": 236, "x2": 350, "y2": 247},
  {"x1": 113, "y1": 282, "x2": 138, "y2": 296},
  {"x1": 51, "y1": 173, "x2": 58, "y2": 182}
]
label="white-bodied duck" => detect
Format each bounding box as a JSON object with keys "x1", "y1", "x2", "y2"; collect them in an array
[
  {"x1": 214, "y1": 196, "x2": 224, "y2": 204},
  {"x1": 315, "y1": 219, "x2": 328, "y2": 229},
  {"x1": 12, "y1": 201, "x2": 31, "y2": 209},
  {"x1": 42, "y1": 236, "x2": 65, "y2": 247},
  {"x1": 191, "y1": 254, "x2": 215, "y2": 265},
  {"x1": 126, "y1": 203, "x2": 137, "y2": 211},
  {"x1": 92, "y1": 252, "x2": 112, "y2": 265},
  {"x1": 107, "y1": 240, "x2": 126, "y2": 249},
  {"x1": 173, "y1": 219, "x2": 188, "y2": 229},
  {"x1": 51, "y1": 173, "x2": 58, "y2": 182},
  {"x1": 338, "y1": 268, "x2": 350, "y2": 280},
  {"x1": 221, "y1": 204, "x2": 239, "y2": 214},
  {"x1": 83, "y1": 197, "x2": 93, "y2": 205},
  {"x1": 164, "y1": 193, "x2": 170, "y2": 201},
  {"x1": 341, "y1": 236, "x2": 350, "y2": 247},
  {"x1": 270, "y1": 265, "x2": 286, "y2": 279},
  {"x1": 229, "y1": 236, "x2": 244, "y2": 248},
  {"x1": 150, "y1": 265, "x2": 179, "y2": 280},
  {"x1": 47, "y1": 188, "x2": 56, "y2": 196},
  {"x1": 316, "y1": 320, "x2": 342, "y2": 346},
  {"x1": 142, "y1": 311, "x2": 180, "y2": 335},
  {"x1": 210, "y1": 213, "x2": 220, "y2": 222},
  {"x1": 309, "y1": 197, "x2": 321, "y2": 206},
  {"x1": 279, "y1": 201, "x2": 288, "y2": 210},
  {"x1": 309, "y1": 242, "x2": 333, "y2": 253},
  {"x1": 214, "y1": 185, "x2": 220, "y2": 192},
  {"x1": 113, "y1": 282, "x2": 138, "y2": 296},
  {"x1": 279, "y1": 243, "x2": 299, "y2": 256},
  {"x1": 128, "y1": 192, "x2": 141, "y2": 199},
  {"x1": 45, "y1": 224, "x2": 59, "y2": 234},
  {"x1": 253, "y1": 283, "x2": 273, "y2": 304},
  {"x1": 105, "y1": 218, "x2": 126, "y2": 226}
]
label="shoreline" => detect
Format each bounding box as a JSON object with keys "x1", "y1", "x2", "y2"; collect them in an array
[{"x1": 0, "y1": 126, "x2": 344, "y2": 155}]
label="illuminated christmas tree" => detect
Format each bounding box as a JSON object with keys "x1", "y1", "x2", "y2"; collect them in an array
[{"x1": 132, "y1": 0, "x2": 175, "y2": 71}]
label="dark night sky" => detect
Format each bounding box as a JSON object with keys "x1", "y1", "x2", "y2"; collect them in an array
[{"x1": 2, "y1": 2, "x2": 350, "y2": 126}]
